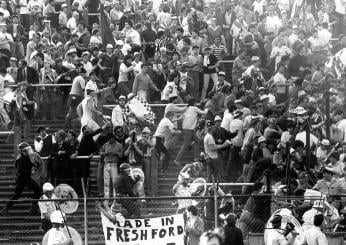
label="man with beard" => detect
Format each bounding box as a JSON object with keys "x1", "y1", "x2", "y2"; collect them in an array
[{"x1": 0, "y1": 142, "x2": 41, "y2": 216}]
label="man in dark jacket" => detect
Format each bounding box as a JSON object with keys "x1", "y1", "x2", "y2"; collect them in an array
[
  {"x1": 34, "y1": 126, "x2": 53, "y2": 183},
  {"x1": 77, "y1": 124, "x2": 108, "y2": 193},
  {"x1": 0, "y1": 142, "x2": 41, "y2": 216},
  {"x1": 223, "y1": 213, "x2": 244, "y2": 245},
  {"x1": 115, "y1": 163, "x2": 140, "y2": 218}
]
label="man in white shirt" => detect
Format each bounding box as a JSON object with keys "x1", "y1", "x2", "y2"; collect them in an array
[
  {"x1": 64, "y1": 68, "x2": 86, "y2": 128},
  {"x1": 204, "y1": 121, "x2": 230, "y2": 181},
  {"x1": 58, "y1": 4, "x2": 68, "y2": 27},
  {"x1": 317, "y1": 22, "x2": 332, "y2": 53},
  {"x1": 154, "y1": 111, "x2": 181, "y2": 171},
  {"x1": 38, "y1": 183, "x2": 57, "y2": 231},
  {"x1": 288, "y1": 25, "x2": 299, "y2": 48},
  {"x1": 302, "y1": 214, "x2": 328, "y2": 245},
  {"x1": 66, "y1": 11, "x2": 79, "y2": 33},
  {"x1": 174, "y1": 98, "x2": 208, "y2": 165},
  {"x1": 111, "y1": 95, "x2": 127, "y2": 128}
]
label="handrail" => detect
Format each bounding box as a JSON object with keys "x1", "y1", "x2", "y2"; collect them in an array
[
  {"x1": 103, "y1": 103, "x2": 187, "y2": 108},
  {"x1": 7, "y1": 84, "x2": 72, "y2": 87},
  {"x1": 40, "y1": 155, "x2": 101, "y2": 160},
  {"x1": 0, "y1": 131, "x2": 14, "y2": 135}
]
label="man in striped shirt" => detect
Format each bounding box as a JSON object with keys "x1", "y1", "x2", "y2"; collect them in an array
[{"x1": 211, "y1": 37, "x2": 228, "y2": 61}]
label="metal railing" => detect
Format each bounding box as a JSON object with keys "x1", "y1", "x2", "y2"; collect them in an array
[{"x1": 0, "y1": 195, "x2": 345, "y2": 245}]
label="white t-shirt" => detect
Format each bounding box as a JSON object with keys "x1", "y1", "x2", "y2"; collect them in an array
[
  {"x1": 337, "y1": 119, "x2": 346, "y2": 142},
  {"x1": 154, "y1": 117, "x2": 174, "y2": 139},
  {"x1": 335, "y1": 0, "x2": 346, "y2": 14},
  {"x1": 295, "y1": 131, "x2": 319, "y2": 147},
  {"x1": 221, "y1": 110, "x2": 233, "y2": 132},
  {"x1": 182, "y1": 106, "x2": 205, "y2": 130},
  {"x1": 204, "y1": 133, "x2": 218, "y2": 159},
  {"x1": 47, "y1": 228, "x2": 67, "y2": 245}
]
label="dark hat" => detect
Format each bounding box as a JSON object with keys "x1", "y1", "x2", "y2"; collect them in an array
[
  {"x1": 120, "y1": 163, "x2": 131, "y2": 171},
  {"x1": 36, "y1": 126, "x2": 48, "y2": 133},
  {"x1": 270, "y1": 215, "x2": 282, "y2": 225}
]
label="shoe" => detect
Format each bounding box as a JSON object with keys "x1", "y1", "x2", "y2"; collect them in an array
[{"x1": 0, "y1": 207, "x2": 9, "y2": 216}]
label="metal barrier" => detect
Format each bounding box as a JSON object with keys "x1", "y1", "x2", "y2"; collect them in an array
[{"x1": 0, "y1": 195, "x2": 344, "y2": 244}]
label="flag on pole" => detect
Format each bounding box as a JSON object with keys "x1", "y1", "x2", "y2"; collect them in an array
[{"x1": 99, "y1": 3, "x2": 115, "y2": 48}]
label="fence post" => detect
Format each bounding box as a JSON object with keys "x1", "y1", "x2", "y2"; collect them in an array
[
  {"x1": 81, "y1": 178, "x2": 88, "y2": 245},
  {"x1": 211, "y1": 175, "x2": 218, "y2": 228}
]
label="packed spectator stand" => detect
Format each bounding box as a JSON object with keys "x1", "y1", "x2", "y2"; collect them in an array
[{"x1": 1, "y1": 0, "x2": 346, "y2": 244}]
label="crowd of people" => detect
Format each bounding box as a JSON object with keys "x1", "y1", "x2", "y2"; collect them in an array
[{"x1": 0, "y1": 0, "x2": 346, "y2": 244}]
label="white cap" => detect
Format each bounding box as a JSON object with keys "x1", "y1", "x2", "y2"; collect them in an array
[
  {"x1": 56, "y1": 42, "x2": 63, "y2": 47},
  {"x1": 43, "y1": 182, "x2": 54, "y2": 192},
  {"x1": 119, "y1": 95, "x2": 126, "y2": 100},
  {"x1": 251, "y1": 56, "x2": 260, "y2": 61},
  {"x1": 61, "y1": 3, "x2": 67, "y2": 8},
  {"x1": 127, "y1": 93, "x2": 134, "y2": 100},
  {"x1": 321, "y1": 139, "x2": 330, "y2": 146},
  {"x1": 106, "y1": 44, "x2": 113, "y2": 49},
  {"x1": 214, "y1": 115, "x2": 222, "y2": 122},
  {"x1": 50, "y1": 210, "x2": 65, "y2": 224},
  {"x1": 234, "y1": 99, "x2": 242, "y2": 104},
  {"x1": 134, "y1": 52, "x2": 140, "y2": 56},
  {"x1": 142, "y1": 127, "x2": 151, "y2": 134}
]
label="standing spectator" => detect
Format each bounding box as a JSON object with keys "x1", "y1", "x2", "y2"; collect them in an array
[
  {"x1": 185, "y1": 205, "x2": 204, "y2": 245},
  {"x1": 111, "y1": 95, "x2": 128, "y2": 129},
  {"x1": 0, "y1": 142, "x2": 41, "y2": 216},
  {"x1": 211, "y1": 36, "x2": 227, "y2": 61},
  {"x1": 223, "y1": 213, "x2": 244, "y2": 245},
  {"x1": 118, "y1": 55, "x2": 134, "y2": 96},
  {"x1": 100, "y1": 134, "x2": 123, "y2": 207},
  {"x1": 51, "y1": 130, "x2": 71, "y2": 185},
  {"x1": 132, "y1": 63, "x2": 160, "y2": 101},
  {"x1": 114, "y1": 163, "x2": 141, "y2": 218},
  {"x1": 58, "y1": 4, "x2": 69, "y2": 28},
  {"x1": 77, "y1": 124, "x2": 106, "y2": 193},
  {"x1": 204, "y1": 121, "x2": 231, "y2": 181},
  {"x1": 201, "y1": 47, "x2": 219, "y2": 100},
  {"x1": 302, "y1": 214, "x2": 328, "y2": 245},
  {"x1": 34, "y1": 126, "x2": 53, "y2": 183},
  {"x1": 7, "y1": 15, "x2": 25, "y2": 59},
  {"x1": 187, "y1": 45, "x2": 202, "y2": 97}
]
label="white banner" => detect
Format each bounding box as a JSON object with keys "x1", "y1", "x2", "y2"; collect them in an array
[{"x1": 101, "y1": 213, "x2": 185, "y2": 245}]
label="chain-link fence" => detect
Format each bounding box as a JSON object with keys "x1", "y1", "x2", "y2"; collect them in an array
[{"x1": 0, "y1": 194, "x2": 346, "y2": 244}]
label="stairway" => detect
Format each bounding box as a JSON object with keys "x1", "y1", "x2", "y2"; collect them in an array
[{"x1": 0, "y1": 115, "x2": 243, "y2": 244}]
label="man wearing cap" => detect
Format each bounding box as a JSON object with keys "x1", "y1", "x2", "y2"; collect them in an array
[
  {"x1": 58, "y1": 3, "x2": 69, "y2": 27},
  {"x1": 0, "y1": 142, "x2": 41, "y2": 216},
  {"x1": 114, "y1": 163, "x2": 141, "y2": 218},
  {"x1": 316, "y1": 139, "x2": 330, "y2": 162},
  {"x1": 242, "y1": 56, "x2": 261, "y2": 77},
  {"x1": 39, "y1": 182, "x2": 57, "y2": 231},
  {"x1": 111, "y1": 95, "x2": 128, "y2": 129}
]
